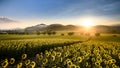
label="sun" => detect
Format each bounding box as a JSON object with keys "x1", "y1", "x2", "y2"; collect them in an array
[{"x1": 81, "y1": 18, "x2": 95, "y2": 28}]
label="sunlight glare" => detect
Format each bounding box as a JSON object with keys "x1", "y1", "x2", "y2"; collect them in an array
[{"x1": 81, "y1": 19, "x2": 95, "y2": 27}]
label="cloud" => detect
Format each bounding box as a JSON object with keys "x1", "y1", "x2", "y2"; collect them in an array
[{"x1": 0, "y1": 17, "x2": 19, "y2": 23}]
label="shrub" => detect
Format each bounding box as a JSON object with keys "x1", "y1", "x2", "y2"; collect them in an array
[
  {"x1": 113, "y1": 35, "x2": 117, "y2": 37},
  {"x1": 95, "y1": 33, "x2": 100, "y2": 36},
  {"x1": 47, "y1": 32, "x2": 52, "y2": 35},
  {"x1": 36, "y1": 31, "x2": 40, "y2": 35},
  {"x1": 61, "y1": 33, "x2": 64, "y2": 36},
  {"x1": 42, "y1": 31, "x2": 47, "y2": 35},
  {"x1": 80, "y1": 33, "x2": 84, "y2": 35},
  {"x1": 52, "y1": 31, "x2": 56, "y2": 35},
  {"x1": 85, "y1": 33, "x2": 90, "y2": 36},
  {"x1": 68, "y1": 32, "x2": 74, "y2": 36}
]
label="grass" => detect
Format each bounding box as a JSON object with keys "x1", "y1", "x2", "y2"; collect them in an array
[
  {"x1": 0, "y1": 34, "x2": 86, "y2": 40},
  {"x1": 92, "y1": 34, "x2": 120, "y2": 42}
]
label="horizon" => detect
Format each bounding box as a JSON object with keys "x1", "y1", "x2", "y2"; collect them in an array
[
  {"x1": 0, "y1": 23, "x2": 119, "y2": 30},
  {"x1": 0, "y1": 0, "x2": 120, "y2": 29}
]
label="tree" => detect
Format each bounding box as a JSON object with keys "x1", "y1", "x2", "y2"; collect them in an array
[{"x1": 36, "y1": 31, "x2": 40, "y2": 35}]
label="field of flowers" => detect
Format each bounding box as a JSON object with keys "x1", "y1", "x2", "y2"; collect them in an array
[
  {"x1": 0, "y1": 39, "x2": 81, "y2": 60},
  {"x1": 0, "y1": 34, "x2": 120, "y2": 68}
]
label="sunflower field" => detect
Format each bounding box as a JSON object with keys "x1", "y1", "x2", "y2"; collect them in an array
[{"x1": 0, "y1": 34, "x2": 120, "y2": 68}]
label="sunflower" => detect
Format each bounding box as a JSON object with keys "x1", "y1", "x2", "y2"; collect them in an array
[
  {"x1": 35, "y1": 54, "x2": 40, "y2": 58},
  {"x1": 17, "y1": 62, "x2": 22, "y2": 68},
  {"x1": 85, "y1": 62, "x2": 89, "y2": 67},
  {"x1": 30, "y1": 61, "x2": 36, "y2": 68},
  {"x1": 51, "y1": 51, "x2": 57, "y2": 56},
  {"x1": 56, "y1": 52, "x2": 61, "y2": 57},
  {"x1": 76, "y1": 65, "x2": 80, "y2": 68},
  {"x1": 67, "y1": 61, "x2": 73, "y2": 66},
  {"x1": 45, "y1": 52, "x2": 50, "y2": 57},
  {"x1": 118, "y1": 55, "x2": 120, "y2": 59},
  {"x1": 1, "y1": 59, "x2": 9, "y2": 68},
  {"x1": 72, "y1": 57, "x2": 76, "y2": 62},
  {"x1": 50, "y1": 55, "x2": 55, "y2": 61},
  {"x1": 22, "y1": 54, "x2": 27, "y2": 60},
  {"x1": 91, "y1": 58, "x2": 95, "y2": 62},
  {"x1": 77, "y1": 57, "x2": 82, "y2": 63},
  {"x1": 39, "y1": 54, "x2": 43, "y2": 60},
  {"x1": 95, "y1": 62, "x2": 100, "y2": 66},
  {"x1": 118, "y1": 53, "x2": 120, "y2": 56},
  {"x1": 63, "y1": 52, "x2": 69, "y2": 57},
  {"x1": 42, "y1": 58, "x2": 48, "y2": 65},
  {"x1": 68, "y1": 64, "x2": 76, "y2": 68},
  {"x1": 64, "y1": 59, "x2": 70, "y2": 65},
  {"x1": 96, "y1": 57, "x2": 102, "y2": 63},
  {"x1": 25, "y1": 59, "x2": 30, "y2": 66},
  {"x1": 9, "y1": 58, "x2": 15, "y2": 64},
  {"x1": 104, "y1": 60, "x2": 109, "y2": 65},
  {"x1": 108, "y1": 59, "x2": 116, "y2": 64},
  {"x1": 60, "y1": 57, "x2": 63, "y2": 62},
  {"x1": 112, "y1": 64, "x2": 117, "y2": 68}
]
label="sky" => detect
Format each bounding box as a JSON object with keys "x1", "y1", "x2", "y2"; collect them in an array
[{"x1": 0, "y1": 0, "x2": 120, "y2": 29}]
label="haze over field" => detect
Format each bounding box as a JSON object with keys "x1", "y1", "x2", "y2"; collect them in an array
[{"x1": 0, "y1": 0, "x2": 120, "y2": 29}]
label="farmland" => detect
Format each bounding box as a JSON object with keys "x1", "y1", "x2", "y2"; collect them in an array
[
  {"x1": 0, "y1": 33, "x2": 120, "y2": 68},
  {"x1": 1, "y1": 0, "x2": 120, "y2": 68}
]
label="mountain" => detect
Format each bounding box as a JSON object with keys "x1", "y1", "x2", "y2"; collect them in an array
[
  {"x1": 46, "y1": 24, "x2": 65, "y2": 30},
  {"x1": 25, "y1": 23, "x2": 47, "y2": 31},
  {"x1": 0, "y1": 17, "x2": 18, "y2": 23},
  {"x1": 1, "y1": 23, "x2": 120, "y2": 34},
  {"x1": 25, "y1": 24, "x2": 80, "y2": 31}
]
